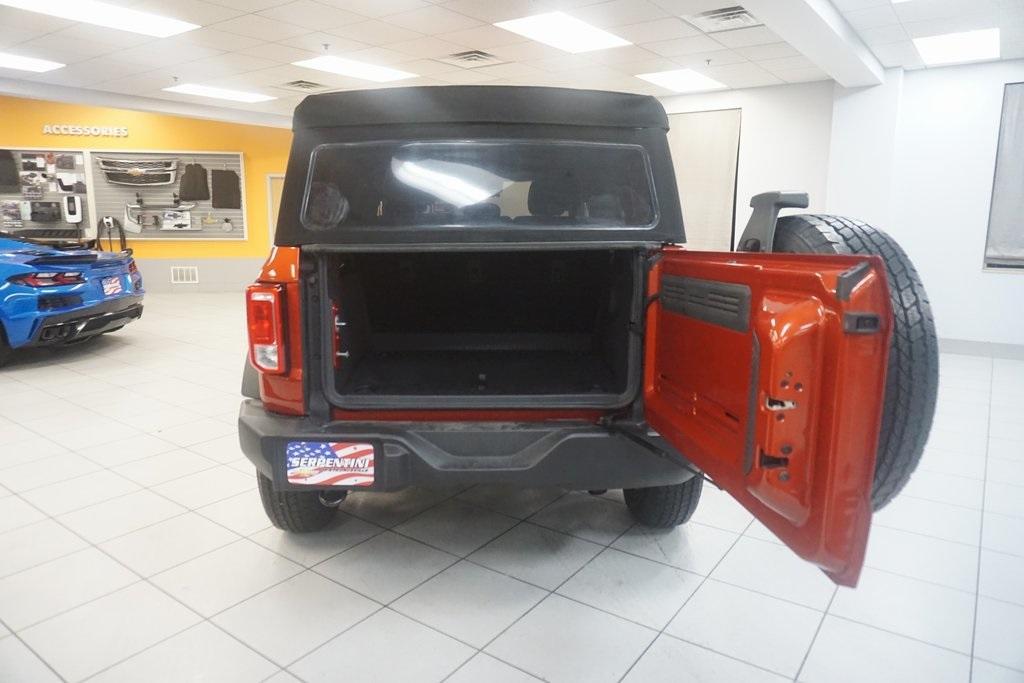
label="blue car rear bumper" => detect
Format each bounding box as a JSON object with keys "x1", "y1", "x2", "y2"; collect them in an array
[{"x1": 27, "y1": 295, "x2": 144, "y2": 346}]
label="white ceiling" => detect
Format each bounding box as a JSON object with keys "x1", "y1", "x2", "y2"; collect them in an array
[
  {"x1": 0, "y1": 0, "x2": 828, "y2": 118},
  {"x1": 835, "y1": 0, "x2": 1024, "y2": 70},
  {"x1": 0, "y1": 0, "x2": 1020, "y2": 122}
]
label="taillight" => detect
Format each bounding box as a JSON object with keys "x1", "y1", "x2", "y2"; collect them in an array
[
  {"x1": 127, "y1": 260, "x2": 138, "y2": 274},
  {"x1": 10, "y1": 272, "x2": 85, "y2": 287},
  {"x1": 246, "y1": 284, "x2": 286, "y2": 374}
]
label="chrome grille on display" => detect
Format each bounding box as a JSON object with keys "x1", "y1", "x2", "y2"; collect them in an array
[{"x1": 97, "y1": 158, "x2": 177, "y2": 185}]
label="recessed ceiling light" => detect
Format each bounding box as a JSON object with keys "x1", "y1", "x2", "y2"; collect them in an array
[
  {"x1": 163, "y1": 84, "x2": 276, "y2": 103},
  {"x1": 913, "y1": 28, "x2": 1000, "y2": 66},
  {"x1": 0, "y1": 52, "x2": 64, "y2": 73},
  {"x1": 494, "y1": 12, "x2": 631, "y2": 53},
  {"x1": 635, "y1": 69, "x2": 727, "y2": 94},
  {"x1": 0, "y1": 0, "x2": 198, "y2": 38},
  {"x1": 292, "y1": 56, "x2": 417, "y2": 83}
]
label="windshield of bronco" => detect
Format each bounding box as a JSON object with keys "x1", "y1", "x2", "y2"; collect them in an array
[{"x1": 302, "y1": 140, "x2": 657, "y2": 231}]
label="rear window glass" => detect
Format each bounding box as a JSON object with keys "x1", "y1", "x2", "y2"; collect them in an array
[{"x1": 302, "y1": 140, "x2": 657, "y2": 231}]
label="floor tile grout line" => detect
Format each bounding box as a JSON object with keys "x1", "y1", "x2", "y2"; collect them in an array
[
  {"x1": 616, "y1": 517, "x2": 753, "y2": 682},
  {"x1": 968, "y1": 358, "x2": 995, "y2": 682},
  {"x1": 0, "y1": 616, "x2": 70, "y2": 683},
  {"x1": 793, "y1": 585, "x2": 838, "y2": 681}
]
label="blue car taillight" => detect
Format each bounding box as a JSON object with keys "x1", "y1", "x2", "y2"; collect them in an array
[{"x1": 9, "y1": 272, "x2": 85, "y2": 287}]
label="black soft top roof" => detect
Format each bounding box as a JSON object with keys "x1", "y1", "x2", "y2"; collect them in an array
[{"x1": 292, "y1": 85, "x2": 669, "y2": 131}]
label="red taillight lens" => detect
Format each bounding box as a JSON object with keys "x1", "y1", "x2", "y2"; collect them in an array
[
  {"x1": 10, "y1": 272, "x2": 85, "y2": 287},
  {"x1": 246, "y1": 284, "x2": 286, "y2": 374},
  {"x1": 127, "y1": 260, "x2": 138, "y2": 274}
]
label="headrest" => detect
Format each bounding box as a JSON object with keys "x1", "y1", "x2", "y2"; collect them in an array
[{"x1": 528, "y1": 174, "x2": 580, "y2": 217}]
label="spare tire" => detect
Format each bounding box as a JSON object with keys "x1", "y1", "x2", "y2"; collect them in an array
[{"x1": 772, "y1": 214, "x2": 938, "y2": 510}]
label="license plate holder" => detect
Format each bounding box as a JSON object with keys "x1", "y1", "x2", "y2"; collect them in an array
[
  {"x1": 285, "y1": 441, "x2": 375, "y2": 487},
  {"x1": 101, "y1": 276, "x2": 123, "y2": 296}
]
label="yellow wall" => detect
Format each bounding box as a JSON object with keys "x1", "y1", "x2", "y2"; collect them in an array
[{"x1": 0, "y1": 95, "x2": 292, "y2": 259}]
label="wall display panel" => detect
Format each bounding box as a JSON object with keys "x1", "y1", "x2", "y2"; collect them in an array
[
  {"x1": 0, "y1": 147, "x2": 91, "y2": 242},
  {"x1": 90, "y1": 150, "x2": 247, "y2": 241}
]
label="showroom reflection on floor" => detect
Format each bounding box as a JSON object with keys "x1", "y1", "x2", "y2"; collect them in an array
[{"x1": 0, "y1": 293, "x2": 1021, "y2": 683}]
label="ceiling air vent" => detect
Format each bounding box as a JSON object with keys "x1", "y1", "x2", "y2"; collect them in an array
[
  {"x1": 438, "y1": 50, "x2": 506, "y2": 68},
  {"x1": 683, "y1": 6, "x2": 763, "y2": 33},
  {"x1": 274, "y1": 80, "x2": 334, "y2": 94}
]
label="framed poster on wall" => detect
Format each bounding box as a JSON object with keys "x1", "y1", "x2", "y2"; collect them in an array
[{"x1": 89, "y1": 149, "x2": 247, "y2": 240}]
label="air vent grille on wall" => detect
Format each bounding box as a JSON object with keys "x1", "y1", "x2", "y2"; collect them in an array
[
  {"x1": 274, "y1": 80, "x2": 334, "y2": 94},
  {"x1": 683, "y1": 6, "x2": 762, "y2": 33},
  {"x1": 438, "y1": 50, "x2": 506, "y2": 68},
  {"x1": 170, "y1": 266, "x2": 199, "y2": 284}
]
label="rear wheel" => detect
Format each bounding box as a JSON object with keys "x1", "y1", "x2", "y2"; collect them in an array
[
  {"x1": 257, "y1": 472, "x2": 337, "y2": 532},
  {"x1": 0, "y1": 325, "x2": 12, "y2": 367},
  {"x1": 772, "y1": 214, "x2": 938, "y2": 510},
  {"x1": 624, "y1": 475, "x2": 704, "y2": 528}
]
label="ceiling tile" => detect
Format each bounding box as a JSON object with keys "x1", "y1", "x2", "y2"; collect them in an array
[
  {"x1": 615, "y1": 18, "x2": 700, "y2": 44},
  {"x1": 339, "y1": 46, "x2": 413, "y2": 65},
  {"x1": 201, "y1": 0, "x2": 284, "y2": 10},
  {"x1": 704, "y1": 61, "x2": 783, "y2": 88},
  {"x1": 257, "y1": 1, "x2": 365, "y2": 30},
  {"x1": 710, "y1": 26, "x2": 781, "y2": 48},
  {"x1": 388, "y1": 36, "x2": 466, "y2": 58},
  {"x1": 893, "y1": 0, "x2": 998, "y2": 24},
  {"x1": 21, "y1": 57, "x2": 150, "y2": 86},
  {"x1": 736, "y1": 42, "x2": 800, "y2": 61},
  {"x1": 277, "y1": 32, "x2": 369, "y2": 54},
  {"x1": 844, "y1": 4, "x2": 900, "y2": 30},
  {"x1": 174, "y1": 52, "x2": 281, "y2": 78},
  {"x1": 233, "y1": 43, "x2": 318, "y2": 64},
  {"x1": 858, "y1": 23, "x2": 909, "y2": 47},
  {"x1": 0, "y1": 7, "x2": 73, "y2": 33},
  {"x1": 437, "y1": 0, "x2": 536, "y2": 24},
  {"x1": 469, "y1": 61, "x2": 547, "y2": 79},
  {"x1": 437, "y1": 24, "x2": 527, "y2": 48},
  {"x1": 645, "y1": 34, "x2": 723, "y2": 57},
  {"x1": 328, "y1": 20, "x2": 424, "y2": 46},
  {"x1": 619, "y1": 55, "x2": 681, "y2": 74},
  {"x1": 759, "y1": 55, "x2": 817, "y2": 74},
  {"x1": 132, "y1": 0, "x2": 244, "y2": 26},
  {"x1": 526, "y1": 53, "x2": 598, "y2": 72},
  {"x1": 571, "y1": 0, "x2": 670, "y2": 28},
  {"x1": 0, "y1": 27, "x2": 42, "y2": 49},
  {"x1": 319, "y1": 0, "x2": 431, "y2": 18},
  {"x1": 212, "y1": 14, "x2": 309, "y2": 41},
  {"x1": 46, "y1": 25, "x2": 151, "y2": 49},
  {"x1": 587, "y1": 45, "x2": 667, "y2": 65},
  {"x1": 902, "y1": 13, "x2": 1002, "y2": 39},
  {"x1": 672, "y1": 48, "x2": 748, "y2": 68},
  {"x1": 773, "y1": 66, "x2": 830, "y2": 83},
  {"x1": 648, "y1": 0, "x2": 731, "y2": 15},
  {"x1": 386, "y1": 5, "x2": 482, "y2": 34},
  {"x1": 12, "y1": 34, "x2": 118, "y2": 62},
  {"x1": 175, "y1": 27, "x2": 265, "y2": 52},
  {"x1": 390, "y1": 58, "x2": 462, "y2": 76},
  {"x1": 832, "y1": 0, "x2": 890, "y2": 10},
  {"x1": 432, "y1": 67, "x2": 502, "y2": 83},
  {"x1": 488, "y1": 41, "x2": 568, "y2": 62},
  {"x1": 112, "y1": 40, "x2": 225, "y2": 69}
]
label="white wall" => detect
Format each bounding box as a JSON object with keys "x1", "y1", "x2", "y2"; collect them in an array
[
  {"x1": 886, "y1": 60, "x2": 1024, "y2": 345},
  {"x1": 660, "y1": 81, "x2": 835, "y2": 242}
]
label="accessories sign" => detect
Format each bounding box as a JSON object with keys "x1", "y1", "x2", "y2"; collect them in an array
[{"x1": 42, "y1": 124, "x2": 129, "y2": 138}]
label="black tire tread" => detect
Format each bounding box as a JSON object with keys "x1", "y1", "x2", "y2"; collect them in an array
[
  {"x1": 257, "y1": 472, "x2": 336, "y2": 532},
  {"x1": 774, "y1": 214, "x2": 939, "y2": 510},
  {"x1": 624, "y1": 475, "x2": 704, "y2": 528}
]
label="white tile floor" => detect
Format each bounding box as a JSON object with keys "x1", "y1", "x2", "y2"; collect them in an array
[{"x1": 0, "y1": 293, "x2": 1022, "y2": 682}]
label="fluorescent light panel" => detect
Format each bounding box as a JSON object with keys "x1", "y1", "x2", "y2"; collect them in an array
[
  {"x1": 0, "y1": 0, "x2": 198, "y2": 38},
  {"x1": 163, "y1": 83, "x2": 275, "y2": 103},
  {"x1": 0, "y1": 52, "x2": 64, "y2": 72},
  {"x1": 292, "y1": 56, "x2": 417, "y2": 82},
  {"x1": 494, "y1": 11, "x2": 631, "y2": 53},
  {"x1": 635, "y1": 69, "x2": 726, "y2": 93},
  {"x1": 913, "y1": 28, "x2": 1000, "y2": 66}
]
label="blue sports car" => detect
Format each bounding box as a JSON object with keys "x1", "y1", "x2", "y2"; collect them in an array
[{"x1": 0, "y1": 233, "x2": 143, "y2": 365}]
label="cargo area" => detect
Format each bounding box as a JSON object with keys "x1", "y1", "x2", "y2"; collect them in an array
[{"x1": 322, "y1": 249, "x2": 642, "y2": 407}]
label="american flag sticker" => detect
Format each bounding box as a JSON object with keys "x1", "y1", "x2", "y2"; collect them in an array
[
  {"x1": 102, "y1": 276, "x2": 123, "y2": 296},
  {"x1": 286, "y1": 441, "x2": 375, "y2": 487}
]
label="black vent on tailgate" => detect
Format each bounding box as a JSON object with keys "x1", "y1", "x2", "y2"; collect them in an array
[{"x1": 660, "y1": 274, "x2": 751, "y2": 332}]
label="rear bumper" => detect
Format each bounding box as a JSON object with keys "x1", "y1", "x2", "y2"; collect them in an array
[
  {"x1": 28, "y1": 296, "x2": 143, "y2": 346},
  {"x1": 238, "y1": 399, "x2": 694, "y2": 492}
]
